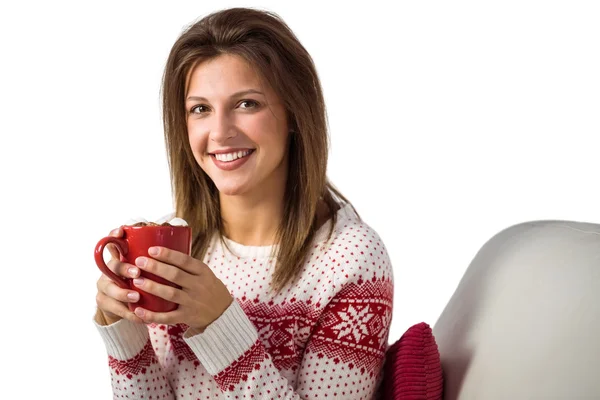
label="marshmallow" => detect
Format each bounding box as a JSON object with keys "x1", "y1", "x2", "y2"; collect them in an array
[
  {"x1": 125, "y1": 217, "x2": 149, "y2": 226},
  {"x1": 123, "y1": 216, "x2": 188, "y2": 226},
  {"x1": 168, "y1": 217, "x2": 188, "y2": 227}
]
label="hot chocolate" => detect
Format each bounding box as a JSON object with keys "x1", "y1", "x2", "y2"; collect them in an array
[
  {"x1": 125, "y1": 217, "x2": 188, "y2": 227},
  {"x1": 94, "y1": 217, "x2": 192, "y2": 312},
  {"x1": 131, "y1": 221, "x2": 173, "y2": 227}
]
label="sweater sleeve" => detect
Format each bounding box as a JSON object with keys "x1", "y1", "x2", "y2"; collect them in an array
[
  {"x1": 95, "y1": 318, "x2": 175, "y2": 399},
  {"x1": 183, "y1": 272, "x2": 394, "y2": 399}
]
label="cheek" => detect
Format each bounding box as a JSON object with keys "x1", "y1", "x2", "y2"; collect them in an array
[
  {"x1": 267, "y1": 129, "x2": 290, "y2": 158},
  {"x1": 251, "y1": 116, "x2": 288, "y2": 153},
  {"x1": 187, "y1": 124, "x2": 209, "y2": 159}
]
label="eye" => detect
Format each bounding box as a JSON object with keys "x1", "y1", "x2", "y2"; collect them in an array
[
  {"x1": 238, "y1": 100, "x2": 259, "y2": 109},
  {"x1": 189, "y1": 104, "x2": 209, "y2": 114}
]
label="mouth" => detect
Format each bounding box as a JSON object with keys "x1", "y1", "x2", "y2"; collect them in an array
[{"x1": 209, "y1": 149, "x2": 255, "y2": 163}]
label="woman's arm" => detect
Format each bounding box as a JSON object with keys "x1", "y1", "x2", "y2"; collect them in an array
[
  {"x1": 183, "y1": 267, "x2": 394, "y2": 399},
  {"x1": 95, "y1": 318, "x2": 176, "y2": 400}
]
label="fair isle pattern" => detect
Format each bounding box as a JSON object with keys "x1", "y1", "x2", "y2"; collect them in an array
[
  {"x1": 108, "y1": 340, "x2": 158, "y2": 378},
  {"x1": 213, "y1": 341, "x2": 268, "y2": 391},
  {"x1": 97, "y1": 204, "x2": 394, "y2": 399},
  {"x1": 167, "y1": 323, "x2": 200, "y2": 367},
  {"x1": 238, "y1": 297, "x2": 321, "y2": 371},
  {"x1": 308, "y1": 277, "x2": 393, "y2": 376},
  {"x1": 108, "y1": 340, "x2": 176, "y2": 399}
]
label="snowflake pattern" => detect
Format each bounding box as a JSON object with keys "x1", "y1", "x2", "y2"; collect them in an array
[{"x1": 101, "y1": 205, "x2": 394, "y2": 399}]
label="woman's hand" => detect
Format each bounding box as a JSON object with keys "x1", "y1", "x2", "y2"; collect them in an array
[
  {"x1": 95, "y1": 227, "x2": 144, "y2": 325},
  {"x1": 130, "y1": 246, "x2": 233, "y2": 332}
]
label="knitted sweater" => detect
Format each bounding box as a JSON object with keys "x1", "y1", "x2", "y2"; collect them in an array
[{"x1": 95, "y1": 204, "x2": 394, "y2": 399}]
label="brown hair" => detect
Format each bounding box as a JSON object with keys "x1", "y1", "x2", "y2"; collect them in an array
[{"x1": 161, "y1": 7, "x2": 353, "y2": 292}]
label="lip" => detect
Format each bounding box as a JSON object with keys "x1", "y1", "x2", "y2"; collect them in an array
[{"x1": 210, "y1": 149, "x2": 255, "y2": 171}]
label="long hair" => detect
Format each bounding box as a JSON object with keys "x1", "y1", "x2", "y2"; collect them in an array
[{"x1": 161, "y1": 7, "x2": 352, "y2": 292}]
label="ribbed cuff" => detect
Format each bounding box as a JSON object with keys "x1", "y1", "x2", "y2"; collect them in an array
[
  {"x1": 183, "y1": 300, "x2": 258, "y2": 375},
  {"x1": 93, "y1": 317, "x2": 150, "y2": 360}
]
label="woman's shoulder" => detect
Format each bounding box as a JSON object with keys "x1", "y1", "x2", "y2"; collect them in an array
[
  {"x1": 314, "y1": 203, "x2": 393, "y2": 285},
  {"x1": 316, "y1": 203, "x2": 384, "y2": 247}
]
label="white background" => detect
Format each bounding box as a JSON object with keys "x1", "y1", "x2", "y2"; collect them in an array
[{"x1": 0, "y1": 0, "x2": 598, "y2": 398}]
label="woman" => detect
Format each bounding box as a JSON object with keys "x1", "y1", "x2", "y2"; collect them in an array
[{"x1": 94, "y1": 7, "x2": 394, "y2": 399}]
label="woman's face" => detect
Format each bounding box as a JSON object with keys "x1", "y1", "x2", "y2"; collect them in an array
[{"x1": 185, "y1": 54, "x2": 290, "y2": 198}]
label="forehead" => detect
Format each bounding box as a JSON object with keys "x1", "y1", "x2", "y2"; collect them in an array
[{"x1": 186, "y1": 54, "x2": 266, "y2": 96}]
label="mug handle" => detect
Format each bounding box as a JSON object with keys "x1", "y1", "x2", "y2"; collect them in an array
[{"x1": 94, "y1": 236, "x2": 129, "y2": 289}]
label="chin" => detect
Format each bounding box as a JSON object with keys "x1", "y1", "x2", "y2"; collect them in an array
[{"x1": 214, "y1": 181, "x2": 251, "y2": 197}]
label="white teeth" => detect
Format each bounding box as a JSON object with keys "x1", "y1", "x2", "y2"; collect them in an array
[{"x1": 214, "y1": 150, "x2": 251, "y2": 162}]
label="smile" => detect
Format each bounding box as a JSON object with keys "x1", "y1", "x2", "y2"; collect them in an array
[
  {"x1": 209, "y1": 149, "x2": 255, "y2": 171},
  {"x1": 213, "y1": 149, "x2": 253, "y2": 162}
]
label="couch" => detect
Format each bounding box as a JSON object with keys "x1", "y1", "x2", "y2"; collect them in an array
[{"x1": 433, "y1": 220, "x2": 600, "y2": 399}]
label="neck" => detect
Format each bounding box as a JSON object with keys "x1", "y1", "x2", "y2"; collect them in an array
[{"x1": 219, "y1": 183, "x2": 286, "y2": 247}]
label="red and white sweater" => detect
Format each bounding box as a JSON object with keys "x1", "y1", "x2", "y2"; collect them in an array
[{"x1": 95, "y1": 204, "x2": 394, "y2": 399}]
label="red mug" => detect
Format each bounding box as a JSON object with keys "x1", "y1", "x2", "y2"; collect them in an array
[{"x1": 94, "y1": 224, "x2": 192, "y2": 313}]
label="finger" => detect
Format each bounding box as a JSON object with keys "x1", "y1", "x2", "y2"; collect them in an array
[
  {"x1": 107, "y1": 244, "x2": 120, "y2": 261},
  {"x1": 135, "y1": 256, "x2": 191, "y2": 287},
  {"x1": 107, "y1": 227, "x2": 124, "y2": 259},
  {"x1": 109, "y1": 227, "x2": 123, "y2": 237},
  {"x1": 132, "y1": 276, "x2": 186, "y2": 305},
  {"x1": 107, "y1": 258, "x2": 140, "y2": 279},
  {"x1": 98, "y1": 278, "x2": 141, "y2": 304},
  {"x1": 133, "y1": 307, "x2": 182, "y2": 325},
  {"x1": 147, "y1": 247, "x2": 204, "y2": 275},
  {"x1": 96, "y1": 292, "x2": 143, "y2": 324}
]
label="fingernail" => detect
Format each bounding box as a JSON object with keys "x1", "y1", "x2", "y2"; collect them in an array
[
  {"x1": 135, "y1": 257, "x2": 147, "y2": 267},
  {"x1": 148, "y1": 247, "x2": 159, "y2": 256},
  {"x1": 133, "y1": 278, "x2": 145, "y2": 286},
  {"x1": 128, "y1": 267, "x2": 139, "y2": 277},
  {"x1": 127, "y1": 292, "x2": 140, "y2": 301},
  {"x1": 134, "y1": 308, "x2": 145, "y2": 317}
]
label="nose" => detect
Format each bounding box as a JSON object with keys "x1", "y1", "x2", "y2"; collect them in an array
[{"x1": 209, "y1": 110, "x2": 237, "y2": 143}]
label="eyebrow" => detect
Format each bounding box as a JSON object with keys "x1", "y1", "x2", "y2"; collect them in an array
[{"x1": 186, "y1": 89, "x2": 265, "y2": 102}]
